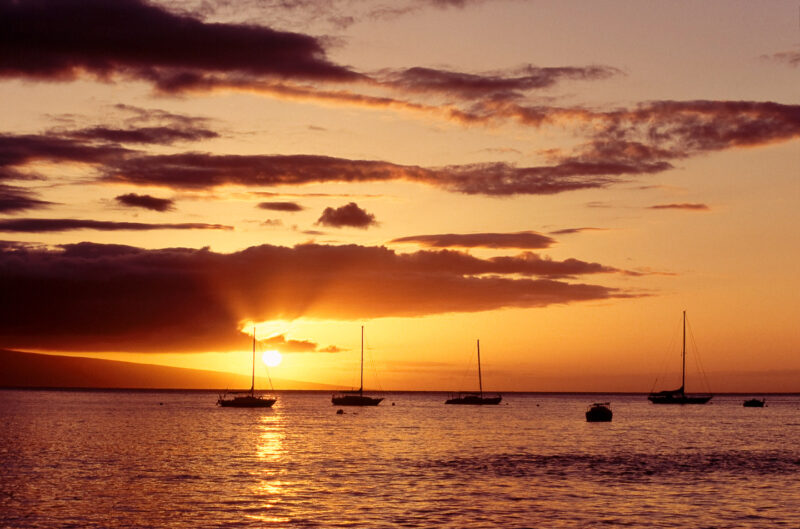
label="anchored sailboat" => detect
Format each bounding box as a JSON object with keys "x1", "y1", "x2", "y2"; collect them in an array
[
  {"x1": 331, "y1": 326, "x2": 383, "y2": 406},
  {"x1": 217, "y1": 328, "x2": 277, "y2": 408},
  {"x1": 445, "y1": 339, "x2": 502, "y2": 405},
  {"x1": 648, "y1": 311, "x2": 712, "y2": 405}
]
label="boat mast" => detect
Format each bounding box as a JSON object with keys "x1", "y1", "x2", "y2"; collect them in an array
[
  {"x1": 360, "y1": 325, "x2": 364, "y2": 396},
  {"x1": 681, "y1": 310, "x2": 686, "y2": 395},
  {"x1": 477, "y1": 339, "x2": 483, "y2": 397},
  {"x1": 251, "y1": 327, "x2": 256, "y2": 396}
]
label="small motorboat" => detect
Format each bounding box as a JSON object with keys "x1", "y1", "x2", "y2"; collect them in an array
[
  {"x1": 743, "y1": 398, "x2": 765, "y2": 408},
  {"x1": 585, "y1": 402, "x2": 613, "y2": 422}
]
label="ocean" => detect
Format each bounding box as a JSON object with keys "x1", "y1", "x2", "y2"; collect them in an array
[{"x1": 1, "y1": 390, "x2": 798, "y2": 528}]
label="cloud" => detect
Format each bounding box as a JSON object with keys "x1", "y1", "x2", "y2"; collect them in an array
[
  {"x1": 378, "y1": 65, "x2": 621, "y2": 101},
  {"x1": 391, "y1": 231, "x2": 555, "y2": 249},
  {"x1": 0, "y1": 184, "x2": 54, "y2": 213},
  {"x1": 762, "y1": 51, "x2": 800, "y2": 68},
  {"x1": 261, "y1": 333, "x2": 342, "y2": 353},
  {"x1": 316, "y1": 202, "x2": 377, "y2": 228},
  {"x1": 0, "y1": 133, "x2": 131, "y2": 170},
  {"x1": 0, "y1": 242, "x2": 633, "y2": 352},
  {"x1": 62, "y1": 125, "x2": 218, "y2": 145},
  {"x1": 483, "y1": 252, "x2": 638, "y2": 278},
  {"x1": 648, "y1": 203, "x2": 710, "y2": 211},
  {"x1": 102, "y1": 152, "x2": 625, "y2": 196},
  {"x1": 92, "y1": 99, "x2": 800, "y2": 197},
  {"x1": 11, "y1": 100, "x2": 793, "y2": 200},
  {"x1": 0, "y1": 218, "x2": 233, "y2": 232},
  {"x1": 104, "y1": 153, "x2": 422, "y2": 188},
  {"x1": 115, "y1": 193, "x2": 175, "y2": 212},
  {"x1": 258, "y1": 201, "x2": 304, "y2": 212},
  {"x1": 0, "y1": 0, "x2": 360, "y2": 88},
  {"x1": 548, "y1": 227, "x2": 606, "y2": 235}
]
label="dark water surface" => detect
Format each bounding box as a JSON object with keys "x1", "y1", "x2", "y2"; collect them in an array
[{"x1": 2, "y1": 391, "x2": 799, "y2": 528}]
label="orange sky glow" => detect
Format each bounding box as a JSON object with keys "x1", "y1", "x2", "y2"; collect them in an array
[{"x1": 1, "y1": 0, "x2": 798, "y2": 392}]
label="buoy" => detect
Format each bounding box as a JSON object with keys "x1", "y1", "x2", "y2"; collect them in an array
[{"x1": 391, "y1": 402, "x2": 395, "y2": 406}]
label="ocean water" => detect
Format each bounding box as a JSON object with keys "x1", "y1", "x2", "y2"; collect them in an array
[{"x1": 1, "y1": 391, "x2": 799, "y2": 528}]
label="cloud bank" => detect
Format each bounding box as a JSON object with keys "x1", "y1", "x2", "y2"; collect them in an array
[{"x1": 0, "y1": 241, "x2": 633, "y2": 352}]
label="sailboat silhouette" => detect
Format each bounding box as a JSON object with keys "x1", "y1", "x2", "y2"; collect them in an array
[
  {"x1": 648, "y1": 311, "x2": 712, "y2": 405},
  {"x1": 331, "y1": 326, "x2": 383, "y2": 406},
  {"x1": 217, "y1": 328, "x2": 277, "y2": 408},
  {"x1": 445, "y1": 339, "x2": 502, "y2": 405}
]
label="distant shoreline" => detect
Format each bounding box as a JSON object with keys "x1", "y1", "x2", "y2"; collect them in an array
[{"x1": 2, "y1": 387, "x2": 798, "y2": 396}]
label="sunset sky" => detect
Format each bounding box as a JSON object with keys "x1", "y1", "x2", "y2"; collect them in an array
[{"x1": 1, "y1": 0, "x2": 798, "y2": 392}]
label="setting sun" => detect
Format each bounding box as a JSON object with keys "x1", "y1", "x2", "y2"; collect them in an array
[{"x1": 261, "y1": 350, "x2": 282, "y2": 368}]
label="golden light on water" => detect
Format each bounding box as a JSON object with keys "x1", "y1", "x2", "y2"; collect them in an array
[{"x1": 262, "y1": 350, "x2": 283, "y2": 367}]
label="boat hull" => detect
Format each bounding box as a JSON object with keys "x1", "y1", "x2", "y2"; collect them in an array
[
  {"x1": 218, "y1": 396, "x2": 276, "y2": 408},
  {"x1": 585, "y1": 403, "x2": 613, "y2": 422},
  {"x1": 331, "y1": 395, "x2": 383, "y2": 406},
  {"x1": 445, "y1": 394, "x2": 502, "y2": 405},
  {"x1": 648, "y1": 394, "x2": 711, "y2": 404},
  {"x1": 743, "y1": 399, "x2": 765, "y2": 407}
]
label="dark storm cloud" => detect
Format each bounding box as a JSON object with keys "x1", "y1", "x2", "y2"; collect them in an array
[
  {"x1": 0, "y1": 242, "x2": 632, "y2": 352},
  {"x1": 379, "y1": 65, "x2": 621, "y2": 100},
  {"x1": 648, "y1": 203, "x2": 710, "y2": 211},
  {"x1": 0, "y1": 218, "x2": 232, "y2": 232},
  {"x1": 391, "y1": 231, "x2": 555, "y2": 249},
  {"x1": 258, "y1": 201, "x2": 304, "y2": 212},
  {"x1": 0, "y1": 0, "x2": 360, "y2": 87},
  {"x1": 316, "y1": 202, "x2": 377, "y2": 228},
  {"x1": 115, "y1": 193, "x2": 175, "y2": 212},
  {"x1": 0, "y1": 185, "x2": 54, "y2": 213}
]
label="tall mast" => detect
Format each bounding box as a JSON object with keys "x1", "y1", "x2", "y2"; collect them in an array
[
  {"x1": 477, "y1": 339, "x2": 483, "y2": 397},
  {"x1": 681, "y1": 310, "x2": 686, "y2": 394},
  {"x1": 360, "y1": 325, "x2": 364, "y2": 396},
  {"x1": 251, "y1": 327, "x2": 256, "y2": 395}
]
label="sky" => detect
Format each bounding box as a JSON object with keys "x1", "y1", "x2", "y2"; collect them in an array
[{"x1": 1, "y1": 0, "x2": 798, "y2": 392}]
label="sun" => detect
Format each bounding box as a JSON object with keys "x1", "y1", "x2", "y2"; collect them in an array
[{"x1": 261, "y1": 349, "x2": 282, "y2": 367}]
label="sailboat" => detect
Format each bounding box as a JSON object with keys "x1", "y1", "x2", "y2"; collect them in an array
[
  {"x1": 331, "y1": 326, "x2": 383, "y2": 406},
  {"x1": 648, "y1": 311, "x2": 712, "y2": 405},
  {"x1": 217, "y1": 328, "x2": 277, "y2": 408},
  {"x1": 445, "y1": 339, "x2": 502, "y2": 405}
]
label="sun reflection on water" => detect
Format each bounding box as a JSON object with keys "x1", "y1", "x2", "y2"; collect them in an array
[{"x1": 248, "y1": 412, "x2": 290, "y2": 524}]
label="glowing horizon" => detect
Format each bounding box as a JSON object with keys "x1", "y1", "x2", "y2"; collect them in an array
[{"x1": 1, "y1": 0, "x2": 798, "y2": 392}]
